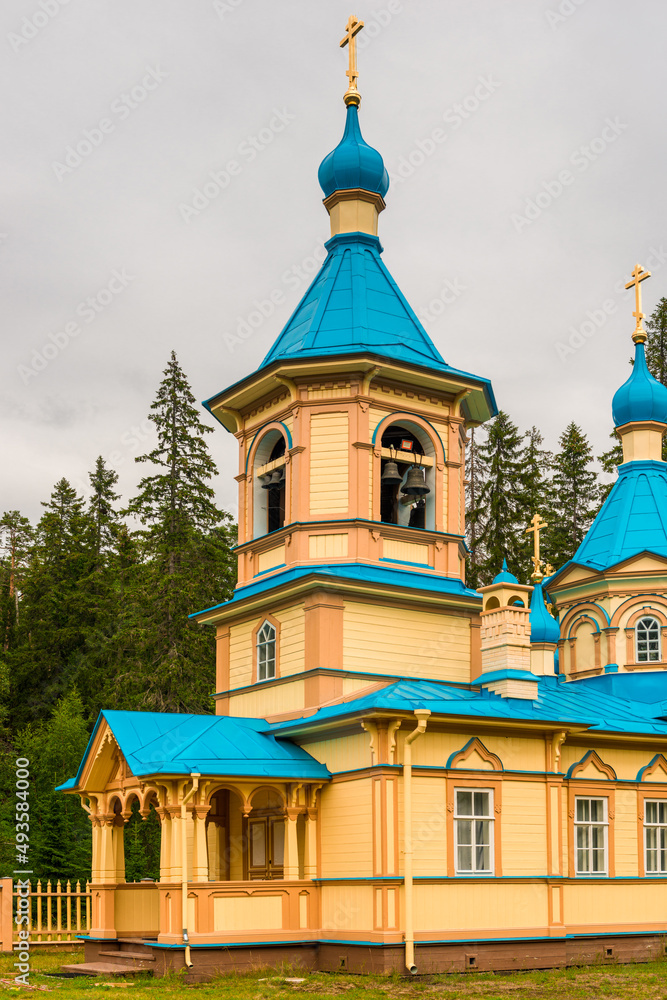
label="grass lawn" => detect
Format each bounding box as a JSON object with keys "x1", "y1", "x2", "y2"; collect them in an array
[{"x1": 3, "y1": 947, "x2": 667, "y2": 999}]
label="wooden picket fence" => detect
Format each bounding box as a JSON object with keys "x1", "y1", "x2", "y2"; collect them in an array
[{"x1": 12, "y1": 880, "x2": 91, "y2": 945}]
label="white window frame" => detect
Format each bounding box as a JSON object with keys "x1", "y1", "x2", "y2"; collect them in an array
[
  {"x1": 256, "y1": 621, "x2": 276, "y2": 681},
  {"x1": 454, "y1": 788, "x2": 494, "y2": 875},
  {"x1": 644, "y1": 799, "x2": 667, "y2": 874},
  {"x1": 636, "y1": 616, "x2": 661, "y2": 663},
  {"x1": 574, "y1": 796, "x2": 608, "y2": 876}
]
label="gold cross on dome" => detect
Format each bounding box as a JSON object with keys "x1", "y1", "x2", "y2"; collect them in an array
[
  {"x1": 625, "y1": 263, "x2": 651, "y2": 344},
  {"x1": 340, "y1": 15, "x2": 364, "y2": 106},
  {"x1": 525, "y1": 513, "x2": 548, "y2": 581}
]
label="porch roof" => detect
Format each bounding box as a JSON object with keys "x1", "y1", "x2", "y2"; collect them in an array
[{"x1": 57, "y1": 710, "x2": 331, "y2": 791}]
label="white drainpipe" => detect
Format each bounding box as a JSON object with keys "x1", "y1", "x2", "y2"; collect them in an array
[{"x1": 403, "y1": 711, "x2": 430, "y2": 975}]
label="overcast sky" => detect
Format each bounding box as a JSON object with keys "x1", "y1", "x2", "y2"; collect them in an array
[{"x1": 2, "y1": 0, "x2": 667, "y2": 526}]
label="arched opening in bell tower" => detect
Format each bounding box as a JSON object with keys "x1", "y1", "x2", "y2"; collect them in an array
[
  {"x1": 252, "y1": 430, "x2": 287, "y2": 537},
  {"x1": 379, "y1": 422, "x2": 436, "y2": 530}
]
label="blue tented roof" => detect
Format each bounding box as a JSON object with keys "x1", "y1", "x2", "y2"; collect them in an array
[
  {"x1": 257, "y1": 232, "x2": 495, "y2": 407},
  {"x1": 563, "y1": 460, "x2": 667, "y2": 574},
  {"x1": 57, "y1": 711, "x2": 331, "y2": 791},
  {"x1": 266, "y1": 673, "x2": 667, "y2": 738}
]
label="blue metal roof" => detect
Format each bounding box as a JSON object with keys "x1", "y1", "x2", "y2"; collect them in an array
[
  {"x1": 560, "y1": 459, "x2": 667, "y2": 574},
  {"x1": 191, "y1": 561, "x2": 481, "y2": 619},
  {"x1": 612, "y1": 342, "x2": 667, "y2": 427},
  {"x1": 492, "y1": 559, "x2": 519, "y2": 584},
  {"x1": 318, "y1": 104, "x2": 389, "y2": 199},
  {"x1": 266, "y1": 673, "x2": 667, "y2": 737},
  {"x1": 57, "y1": 711, "x2": 331, "y2": 791},
  {"x1": 529, "y1": 581, "x2": 560, "y2": 644},
  {"x1": 258, "y1": 232, "x2": 496, "y2": 410}
]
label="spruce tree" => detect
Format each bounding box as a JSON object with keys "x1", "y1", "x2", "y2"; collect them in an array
[
  {"x1": 10, "y1": 480, "x2": 93, "y2": 725},
  {"x1": 465, "y1": 426, "x2": 488, "y2": 590},
  {"x1": 118, "y1": 351, "x2": 236, "y2": 714},
  {"x1": 548, "y1": 423, "x2": 599, "y2": 569},
  {"x1": 645, "y1": 297, "x2": 667, "y2": 386},
  {"x1": 0, "y1": 511, "x2": 33, "y2": 652},
  {"x1": 475, "y1": 411, "x2": 528, "y2": 584},
  {"x1": 520, "y1": 427, "x2": 553, "y2": 580}
]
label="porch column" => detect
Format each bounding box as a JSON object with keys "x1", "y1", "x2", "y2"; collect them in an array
[
  {"x1": 89, "y1": 817, "x2": 101, "y2": 881},
  {"x1": 98, "y1": 815, "x2": 117, "y2": 882},
  {"x1": 192, "y1": 805, "x2": 211, "y2": 881},
  {"x1": 284, "y1": 807, "x2": 300, "y2": 879},
  {"x1": 167, "y1": 805, "x2": 182, "y2": 882},
  {"x1": 304, "y1": 807, "x2": 318, "y2": 879},
  {"x1": 156, "y1": 806, "x2": 172, "y2": 881},
  {"x1": 112, "y1": 817, "x2": 125, "y2": 883}
]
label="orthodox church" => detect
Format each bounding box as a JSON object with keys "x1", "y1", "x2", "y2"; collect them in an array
[{"x1": 60, "y1": 18, "x2": 667, "y2": 979}]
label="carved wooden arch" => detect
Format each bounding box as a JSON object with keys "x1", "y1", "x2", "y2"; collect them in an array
[
  {"x1": 611, "y1": 594, "x2": 667, "y2": 628},
  {"x1": 371, "y1": 411, "x2": 447, "y2": 464},
  {"x1": 204, "y1": 781, "x2": 257, "y2": 812},
  {"x1": 566, "y1": 749, "x2": 616, "y2": 781},
  {"x1": 567, "y1": 614, "x2": 602, "y2": 640},
  {"x1": 560, "y1": 602, "x2": 609, "y2": 635},
  {"x1": 248, "y1": 784, "x2": 288, "y2": 811},
  {"x1": 446, "y1": 737, "x2": 503, "y2": 772},
  {"x1": 371, "y1": 411, "x2": 445, "y2": 531},
  {"x1": 246, "y1": 421, "x2": 292, "y2": 540},
  {"x1": 625, "y1": 606, "x2": 667, "y2": 629},
  {"x1": 252, "y1": 612, "x2": 281, "y2": 683},
  {"x1": 637, "y1": 753, "x2": 667, "y2": 782}
]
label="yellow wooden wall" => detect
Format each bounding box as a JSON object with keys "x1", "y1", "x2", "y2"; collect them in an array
[
  {"x1": 342, "y1": 601, "x2": 470, "y2": 682},
  {"x1": 301, "y1": 733, "x2": 370, "y2": 772},
  {"x1": 319, "y1": 778, "x2": 373, "y2": 878},
  {"x1": 310, "y1": 411, "x2": 349, "y2": 516},
  {"x1": 501, "y1": 780, "x2": 548, "y2": 875}
]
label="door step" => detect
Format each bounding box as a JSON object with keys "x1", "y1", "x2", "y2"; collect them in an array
[{"x1": 60, "y1": 962, "x2": 150, "y2": 977}]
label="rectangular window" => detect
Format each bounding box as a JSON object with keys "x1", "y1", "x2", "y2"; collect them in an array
[
  {"x1": 454, "y1": 789, "x2": 493, "y2": 874},
  {"x1": 645, "y1": 799, "x2": 667, "y2": 874},
  {"x1": 575, "y1": 797, "x2": 608, "y2": 875}
]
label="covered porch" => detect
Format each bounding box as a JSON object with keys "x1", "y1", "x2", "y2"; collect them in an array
[{"x1": 57, "y1": 710, "x2": 330, "y2": 950}]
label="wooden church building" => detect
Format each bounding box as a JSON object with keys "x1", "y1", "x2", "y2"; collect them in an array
[{"x1": 60, "y1": 19, "x2": 667, "y2": 978}]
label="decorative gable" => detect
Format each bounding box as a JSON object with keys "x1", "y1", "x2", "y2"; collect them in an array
[
  {"x1": 446, "y1": 737, "x2": 503, "y2": 772},
  {"x1": 566, "y1": 749, "x2": 616, "y2": 781}
]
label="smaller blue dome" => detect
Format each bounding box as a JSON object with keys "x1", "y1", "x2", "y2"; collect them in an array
[
  {"x1": 318, "y1": 105, "x2": 389, "y2": 200},
  {"x1": 492, "y1": 558, "x2": 519, "y2": 585},
  {"x1": 612, "y1": 342, "x2": 667, "y2": 427},
  {"x1": 530, "y1": 582, "x2": 560, "y2": 644}
]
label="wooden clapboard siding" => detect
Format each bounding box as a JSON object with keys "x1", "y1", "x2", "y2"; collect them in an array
[
  {"x1": 414, "y1": 880, "x2": 549, "y2": 933},
  {"x1": 275, "y1": 605, "x2": 305, "y2": 676},
  {"x1": 564, "y1": 880, "x2": 667, "y2": 926},
  {"x1": 411, "y1": 776, "x2": 447, "y2": 876},
  {"x1": 228, "y1": 680, "x2": 305, "y2": 718},
  {"x1": 310, "y1": 411, "x2": 349, "y2": 515},
  {"x1": 309, "y1": 533, "x2": 349, "y2": 559},
  {"x1": 300, "y1": 733, "x2": 370, "y2": 772},
  {"x1": 343, "y1": 601, "x2": 470, "y2": 682},
  {"x1": 501, "y1": 780, "x2": 548, "y2": 875},
  {"x1": 228, "y1": 620, "x2": 254, "y2": 688},
  {"x1": 320, "y1": 884, "x2": 374, "y2": 931},
  {"x1": 614, "y1": 787, "x2": 639, "y2": 875},
  {"x1": 320, "y1": 778, "x2": 373, "y2": 877}
]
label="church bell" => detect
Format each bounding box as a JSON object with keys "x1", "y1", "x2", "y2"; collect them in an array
[
  {"x1": 262, "y1": 469, "x2": 284, "y2": 489},
  {"x1": 401, "y1": 465, "x2": 430, "y2": 497},
  {"x1": 381, "y1": 460, "x2": 403, "y2": 486}
]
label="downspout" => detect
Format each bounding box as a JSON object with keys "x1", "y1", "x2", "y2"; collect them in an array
[
  {"x1": 403, "y1": 710, "x2": 430, "y2": 975},
  {"x1": 181, "y1": 773, "x2": 200, "y2": 968}
]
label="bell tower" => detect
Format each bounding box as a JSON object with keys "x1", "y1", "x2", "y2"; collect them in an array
[{"x1": 193, "y1": 22, "x2": 497, "y2": 719}]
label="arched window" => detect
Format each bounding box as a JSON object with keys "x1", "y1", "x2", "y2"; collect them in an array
[
  {"x1": 636, "y1": 616, "x2": 661, "y2": 662},
  {"x1": 253, "y1": 432, "x2": 287, "y2": 537},
  {"x1": 379, "y1": 422, "x2": 435, "y2": 529},
  {"x1": 257, "y1": 621, "x2": 277, "y2": 680}
]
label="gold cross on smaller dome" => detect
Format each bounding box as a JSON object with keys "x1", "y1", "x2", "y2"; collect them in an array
[
  {"x1": 625, "y1": 263, "x2": 651, "y2": 344},
  {"x1": 340, "y1": 15, "x2": 364, "y2": 106},
  {"x1": 525, "y1": 513, "x2": 548, "y2": 582}
]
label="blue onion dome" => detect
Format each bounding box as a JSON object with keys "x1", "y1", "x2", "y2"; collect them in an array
[
  {"x1": 318, "y1": 104, "x2": 389, "y2": 199},
  {"x1": 530, "y1": 582, "x2": 560, "y2": 644},
  {"x1": 612, "y1": 342, "x2": 667, "y2": 427},
  {"x1": 492, "y1": 558, "x2": 519, "y2": 585}
]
